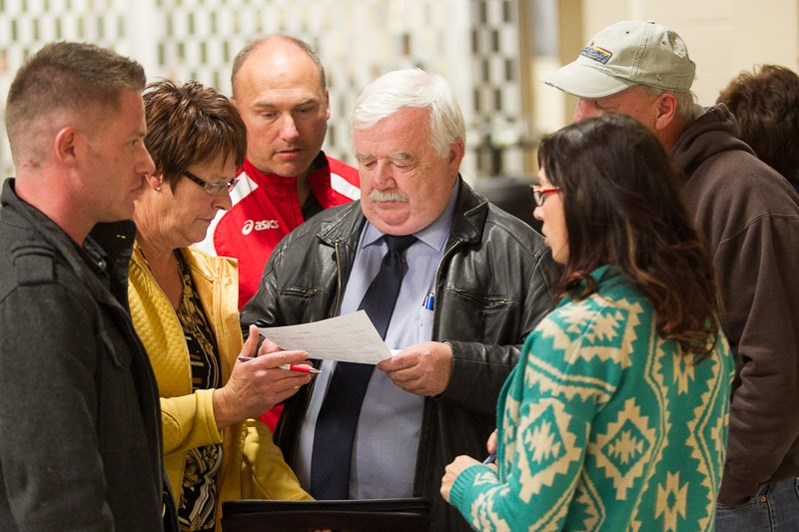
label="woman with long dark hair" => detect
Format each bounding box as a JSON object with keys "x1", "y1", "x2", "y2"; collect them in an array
[{"x1": 441, "y1": 113, "x2": 733, "y2": 531}]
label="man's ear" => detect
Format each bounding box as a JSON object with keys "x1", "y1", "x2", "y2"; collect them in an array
[
  {"x1": 653, "y1": 92, "x2": 679, "y2": 132},
  {"x1": 447, "y1": 140, "x2": 465, "y2": 176},
  {"x1": 53, "y1": 127, "x2": 80, "y2": 167}
]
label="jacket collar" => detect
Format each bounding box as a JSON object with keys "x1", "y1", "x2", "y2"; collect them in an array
[{"x1": 2, "y1": 179, "x2": 135, "y2": 308}]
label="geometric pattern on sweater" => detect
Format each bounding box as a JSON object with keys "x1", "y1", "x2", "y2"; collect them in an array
[
  {"x1": 592, "y1": 397, "x2": 656, "y2": 500},
  {"x1": 451, "y1": 267, "x2": 733, "y2": 532}
]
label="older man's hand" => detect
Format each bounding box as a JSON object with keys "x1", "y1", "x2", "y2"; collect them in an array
[{"x1": 377, "y1": 341, "x2": 453, "y2": 396}]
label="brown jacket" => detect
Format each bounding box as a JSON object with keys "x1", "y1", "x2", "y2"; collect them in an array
[{"x1": 672, "y1": 104, "x2": 799, "y2": 505}]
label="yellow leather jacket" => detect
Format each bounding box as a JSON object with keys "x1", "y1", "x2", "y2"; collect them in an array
[{"x1": 128, "y1": 243, "x2": 310, "y2": 530}]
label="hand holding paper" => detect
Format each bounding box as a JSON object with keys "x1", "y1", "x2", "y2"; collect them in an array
[{"x1": 378, "y1": 340, "x2": 453, "y2": 396}]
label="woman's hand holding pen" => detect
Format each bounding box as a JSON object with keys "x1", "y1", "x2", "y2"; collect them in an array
[
  {"x1": 440, "y1": 455, "x2": 481, "y2": 503},
  {"x1": 212, "y1": 325, "x2": 314, "y2": 430},
  {"x1": 440, "y1": 429, "x2": 499, "y2": 503}
]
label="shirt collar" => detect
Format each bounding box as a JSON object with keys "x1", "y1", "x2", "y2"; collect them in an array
[{"x1": 361, "y1": 179, "x2": 459, "y2": 253}]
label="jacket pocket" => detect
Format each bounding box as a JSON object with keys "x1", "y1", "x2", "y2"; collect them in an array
[{"x1": 452, "y1": 289, "x2": 510, "y2": 311}]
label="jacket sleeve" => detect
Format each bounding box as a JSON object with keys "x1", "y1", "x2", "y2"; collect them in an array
[
  {"x1": 239, "y1": 419, "x2": 313, "y2": 500},
  {"x1": 717, "y1": 214, "x2": 799, "y2": 505},
  {"x1": 160, "y1": 388, "x2": 223, "y2": 454},
  {"x1": 0, "y1": 284, "x2": 115, "y2": 530},
  {"x1": 240, "y1": 248, "x2": 284, "y2": 333},
  {"x1": 441, "y1": 248, "x2": 556, "y2": 416}
]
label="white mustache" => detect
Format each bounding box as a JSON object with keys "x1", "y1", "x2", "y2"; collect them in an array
[{"x1": 368, "y1": 190, "x2": 409, "y2": 202}]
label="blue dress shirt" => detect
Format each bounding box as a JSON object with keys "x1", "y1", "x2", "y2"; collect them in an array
[{"x1": 295, "y1": 182, "x2": 458, "y2": 498}]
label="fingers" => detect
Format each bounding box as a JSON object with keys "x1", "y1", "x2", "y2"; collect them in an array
[
  {"x1": 379, "y1": 346, "x2": 449, "y2": 396},
  {"x1": 243, "y1": 350, "x2": 314, "y2": 370},
  {"x1": 384, "y1": 369, "x2": 441, "y2": 396},
  {"x1": 440, "y1": 473, "x2": 452, "y2": 503},
  {"x1": 225, "y1": 365, "x2": 311, "y2": 421},
  {"x1": 222, "y1": 349, "x2": 316, "y2": 424},
  {"x1": 377, "y1": 349, "x2": 415, "y2": 372},
  {"x1": 441, "y1": 457, "x2": 472, "y2": 503},
  {"x1": 240, "y1": 325, "x2": 260, "y2": 358},
  {"x1": 257, "y1": 334, "x2": 282, "y2": 355},
  {"x1": 240, "y1": 360, "x2": 314, "y2": 393},
  {"x1": 487, "y1": 430, "x2": 498, "y2": 454}
]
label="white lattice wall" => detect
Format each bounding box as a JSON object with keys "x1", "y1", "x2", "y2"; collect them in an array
[{"x1": 1, "y1": 0, "x2": 533, "y2": 184}]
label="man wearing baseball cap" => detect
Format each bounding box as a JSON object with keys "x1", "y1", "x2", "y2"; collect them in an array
[{"x1": 543, "y1": 20, "x2": 799, "y2": 531}]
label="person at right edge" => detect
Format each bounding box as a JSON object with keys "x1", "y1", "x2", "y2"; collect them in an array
[
  {"x1": 541, "y1": 19, "x2": 799, "y2": 530},
  {"x1": 717, "y1": 64, "x2": 799, "y2": 195}
]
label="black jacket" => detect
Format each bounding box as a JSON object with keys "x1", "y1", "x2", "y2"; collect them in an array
[
  {"x1": 0, "y1": 179, "x2": 178, "y2": 531},
  {"x1": 241, "y1": 179, "x2": 556, "y2": 531}
]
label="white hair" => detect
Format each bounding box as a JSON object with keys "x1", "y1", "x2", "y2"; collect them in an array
[{"x1": 350, "y1": 67, "x2": 465, "y2": 157}]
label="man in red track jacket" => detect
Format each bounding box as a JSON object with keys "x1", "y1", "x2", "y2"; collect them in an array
[{"x1": 196, "y1": 35, "x2": 359, "y2": 310}]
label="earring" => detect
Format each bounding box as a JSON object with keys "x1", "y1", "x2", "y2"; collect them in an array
[{"x1": 156, "y1": 185, "x2": 162, "y2": 192}]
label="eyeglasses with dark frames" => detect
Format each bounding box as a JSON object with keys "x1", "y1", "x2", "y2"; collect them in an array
[
  {"x1": 530, "y1": 185, "x2": 561, "y2": 207},
  {"x1": 183, "y1": 170, "x2": 239, "y2": 196}
]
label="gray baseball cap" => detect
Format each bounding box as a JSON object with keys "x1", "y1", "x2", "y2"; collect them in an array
[{"x1": 541, "y1": 20, "x2": 696, "y2": 98}]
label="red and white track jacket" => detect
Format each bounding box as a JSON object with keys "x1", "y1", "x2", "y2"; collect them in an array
[{"x1": 196, "y1": 152, "x2": 360, "y2": 309}]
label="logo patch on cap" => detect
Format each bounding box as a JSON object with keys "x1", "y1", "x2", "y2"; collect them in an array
[{"x1": 580, "y1": 45, "x2": 612, "y2": 65}]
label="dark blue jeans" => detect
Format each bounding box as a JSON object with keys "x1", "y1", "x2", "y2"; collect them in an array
[{"x1": 716, "y1": 477, "x2": 799, "y2": 531}]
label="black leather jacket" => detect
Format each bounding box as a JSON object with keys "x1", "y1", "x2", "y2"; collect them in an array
[{"x1": 241, "y1": 179, "x2": 556, "y2": 531}]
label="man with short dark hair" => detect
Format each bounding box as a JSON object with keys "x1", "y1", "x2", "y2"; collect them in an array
[
  {"x1": 542, "y1": 20, "x2": 799, "y2": 531},
  {"x1": 0, "y1": 41, "x2": 177, "y2": 530}
]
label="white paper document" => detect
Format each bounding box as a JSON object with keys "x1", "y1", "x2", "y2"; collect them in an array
[{"x1": 256, "y1": 310, "x2": 392, "y2": 364}]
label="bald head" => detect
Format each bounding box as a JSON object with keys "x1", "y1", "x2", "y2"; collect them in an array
[{"x1": 231, "y1": 35, "x2": 326, "y2": 99}]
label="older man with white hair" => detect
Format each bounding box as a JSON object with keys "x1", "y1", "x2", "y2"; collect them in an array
[{"x1": 242, "y1": 67, "x2": 556, "y2": 531}]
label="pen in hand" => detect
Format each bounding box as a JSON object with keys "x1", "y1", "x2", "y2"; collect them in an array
[
  {"x1": 277, "y1": 363, "x2": 321, "y2": 374},
  {"x1": 483, "y1": 451, "x2": 497, "y2": 464},
  {"x1": 237, "y1": 356, "x2": 321, "y2": 374}
]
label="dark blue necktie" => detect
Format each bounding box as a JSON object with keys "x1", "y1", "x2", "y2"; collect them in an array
[{"x1": 310, "y1": 234, "x2": 417, "y2": 500}]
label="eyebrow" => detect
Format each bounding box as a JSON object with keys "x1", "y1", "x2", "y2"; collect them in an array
[
  {"x1": 354, "y1": 152, "x2": 414, "y2": 162},
  {"x1": 251, "y1": 97, "x2": 319, "y2": 109}
]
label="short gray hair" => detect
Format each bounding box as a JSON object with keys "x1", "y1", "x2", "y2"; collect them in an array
[
  {"x1": 642, "y1": 86, "x2": 698, "y2": 121},
  {"x1": 351, "y1": 68, "x2": 465, "y2": 157}
]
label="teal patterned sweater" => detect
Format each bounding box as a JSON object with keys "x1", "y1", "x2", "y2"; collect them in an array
[{"x1": 450, "y1": 266, "x2": 733, "y2": 531}]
